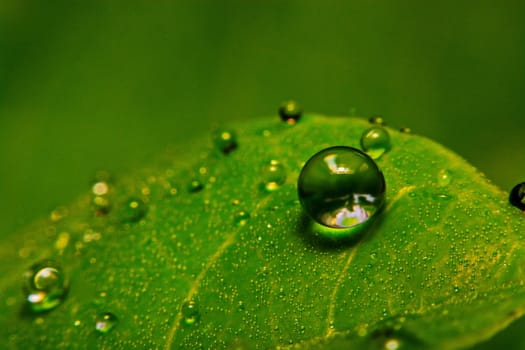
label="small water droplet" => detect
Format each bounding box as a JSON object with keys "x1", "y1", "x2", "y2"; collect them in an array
[
  {"x1": 399, "y1": 127, "x2": 412, "y2": 134},
  {"x1": 368, "y1": 116, "x2": 386, "y2": 126},
  {"x1": 509, "y1": 182, "x2": 525, "y2": 210},
  {"x1": 50, "y1": 207, "x2": 68, "y2": 222},
  {"x1": 213, "y1": 129, "x2": 238, "y2": 154},
  {"x1": 298, "y1": 146, "x2": 386, "y2": 229},
  {"x1": 234, "y1": 210, "x2": 250, "y2": 226},
  {"x1": 437, "y1": 169, "x2": 452, "y2": 186},
  {"x1": 188, "y1": 179, "x2": 204, "y2": 193},
  {"x1": 278, "y1": 100, "x2": 302, "y2": 124},
  {"x1": 23, "y1": 260, "x2": 68, "y2": 312},
  {"x1": 260, "y1": 160, "x2": 287, "y2": 191},
  {"x1": 95, "y1": 312, "x2": 118, "y2": 334},
  {"x1": 121, "y1": 197, "x2": 147, "y2": 223},
  {"x1": 181, "y1": 300, "x2": 200, "y2": 326},
  {"x1": 91, "y1": 172, "x2": 113, "y2": 216},
  {"x1": 360, "y1": 127, "x2": 391, "y2": 159}
]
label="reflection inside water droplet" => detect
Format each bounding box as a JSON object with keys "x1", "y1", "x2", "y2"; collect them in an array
[
  {"x1": 95, "y1": 312, "x2": 118, "y2": 334},
  {"x1": 298, "y1": 146, "x2": 386, "y2": 230},
  {"x1": 360, "y1": 127, "x2": 391, "y2": 159},
  {"x1": 24, "y1": 260, "x2": 68, "y2": 312}
]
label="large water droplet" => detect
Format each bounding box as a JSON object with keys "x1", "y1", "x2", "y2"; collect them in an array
[
  {"x1": 360, "y1": 127, "x2": 391, "y2": 159},
  {"x1": 121, "y1": 197, "x2": 147, "y2": 223},
  {"x1": 278, "y1": 100, "x2": 302, "y2": 124},
  {"x1": 95, "y1": 312, "x2": 118, "y2": 334},
  {"x1": 23, "y1": 260, "x2": 68, "y2": 312},
  {"x1": 298, "y1": 146, "x2": 386, "y2": 229},
  {"x1": 181, "y1": 300, "x2": 200, "y2": 326},
  {"x1": 213, "y1": 129, "x2": 238, "y2": 154},
  {"x1": 509, "y1": 182, "x2": 525, "y2": 210},
  {"x1": 260, "y1": 160, "x2": 287, "y2": 191}
]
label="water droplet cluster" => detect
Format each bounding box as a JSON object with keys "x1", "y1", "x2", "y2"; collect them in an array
[{"x1": 8, "y1": 105, "x2": 522, "y2": 350}]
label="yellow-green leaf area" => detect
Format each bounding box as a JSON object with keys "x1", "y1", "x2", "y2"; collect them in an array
[{"x1": 0, "y1": 115, "x2": 524, "y2": 350}]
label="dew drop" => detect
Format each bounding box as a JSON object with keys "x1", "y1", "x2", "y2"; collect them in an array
[
  {"x1": 50, "y1": 206, "x2": 68, "y2": 222},
  {"x1": 213, "y1": 129, "x2": 238, "y2": 154},
  {"x1": 234, "y1": 210, "x2": 250, "y2": 226},
  {"x1": 509, "y1": 182, "x2": 525, "y2": 210},
  {"x1": 91, "y1": 172, "x2": 113, "y2": 216},
  {"x1": 298, "y1": 146, "x2": 386, "y2": 229},
  {"x1": 23, "y1": 260, "x2": 68, "y2": 312},
  {"x1": 399, "y1": 127, "x2": 412, "y2": 134},
  {"x1": 121, "y1": 197, "x2": 147, "y2": 223},
  {"x1": 360, "y1": 127, "x2": 391, "y2": 159},
  {"x1": 437, "y1": 169, "x2": 452, "y2": 186},
  {"x1": 188, "y1": 179, "x2": 204, "y2": 193},
  {"x1": 260, "y1": 160, "x2": 287, "y2": 191},
  {"x1": 368, "y1": 116, "x2": 386, "y2": 126},
  {"x1": 278, "y1": 100, "x2": 302, "y2": 124},
  {"x1": 181, "y1": 300, "x2": 200, "y2": 326},
  {"x1": 95, "y1": 312, "x2": 118, "y2": 334}
]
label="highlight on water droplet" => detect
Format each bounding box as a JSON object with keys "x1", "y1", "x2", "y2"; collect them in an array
[
  {"x1": 298, "y1": 146, "x2": 386, "y2": 230},
  {"x1": 278, "y1": 100, "x2": 302, "y2": 124},
  {"x1": 509, "y1": 182, "x2": 525, "y2": 210},
  {"x1": 234, "y1": 210, "x2": 250, "y2": 226},
  {"x1": 399, "y1": 127, "x2": 412, "y2": 134},
  {"x1": 121, "y1": 197, "x2": 147, "y2": 223},
  {"x1": 213, "y1": 129, "x2": 238, "y2": 154},
  {"x1": 360, "y1": 127, "x2": 391, "y2": 159},
  {"x1": 260, "y1": 160, "x2": 287, "y2": 191},
  {"x1": 181, "y1": 300, "x2": 200, "y2": 326},
  {"x1": 368, "y1": 116, "x2": 386, "y2": 126},
  {"x1": 95, "y1": 312, "x2": 118, "y2": 334},
  {"x1": 23, "y1": 260, "x2": 68, "y2": 312}
]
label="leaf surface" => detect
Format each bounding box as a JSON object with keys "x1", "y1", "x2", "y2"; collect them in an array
[{"x1": 1, "y1": 115, "x2": 524, "y2": 349}]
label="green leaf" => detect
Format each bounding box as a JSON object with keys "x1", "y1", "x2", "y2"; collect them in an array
[{"x1": 1, "y1": 115, "x2": 524, "y2": 349}]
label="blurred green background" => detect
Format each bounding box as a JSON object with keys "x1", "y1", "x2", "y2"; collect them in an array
[{"x1": 1, "y1": 0, "x2": 524, "y2": 237}]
